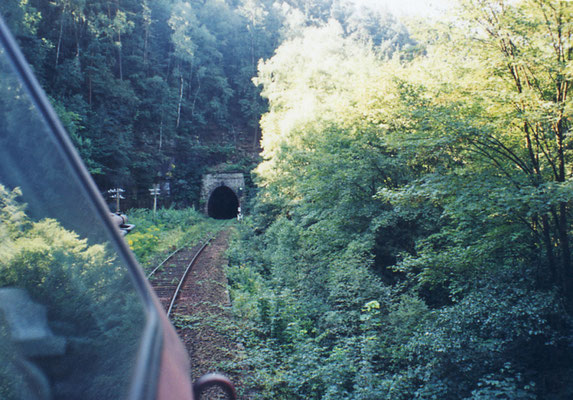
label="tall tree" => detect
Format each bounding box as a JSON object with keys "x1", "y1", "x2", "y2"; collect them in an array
[{"x1": 452, "y1": 0, "x2": 573, "y2": 295}]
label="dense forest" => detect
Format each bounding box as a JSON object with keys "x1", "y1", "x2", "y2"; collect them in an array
[
  {"x1": 3, "y1": 0, "x2": 573, "y2": 399},
  {"x1": 0, "y1": 0, "x2": 409, "y2": 207},
  {"x1": 225, "y1": 0, "x2": 573, "y2": 398}
]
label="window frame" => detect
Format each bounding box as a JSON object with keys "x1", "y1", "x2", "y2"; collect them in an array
[{"x1": 0, "y1": 14, "x2": 163, "y2": 400}]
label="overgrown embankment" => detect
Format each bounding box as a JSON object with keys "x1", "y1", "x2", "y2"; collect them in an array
[
  {"x1": 127, "y1": 209, "x2": 248, "y2": 396},
  {"x1": 127, "y1": 208, "x2": 228, "y2": 269},
  {"x1": 224, "y1": 4, "x2": 573, "y2": 399},
  {"x1": 171, "y1": 229, "x2": 246, "y2": 393}
]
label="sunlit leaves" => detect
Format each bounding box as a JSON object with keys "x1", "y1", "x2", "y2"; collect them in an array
[
  {"x1": 168, "y1": 1, "x2": 198, "y2": 63},
  {"x1": 229, "y1": 1, "x2": 573, "y2": 398}
]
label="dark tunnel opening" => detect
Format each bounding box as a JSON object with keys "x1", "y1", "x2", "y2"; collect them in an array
[{"x1": 208, "y1": 186, "x2": 239, "y2": 219}]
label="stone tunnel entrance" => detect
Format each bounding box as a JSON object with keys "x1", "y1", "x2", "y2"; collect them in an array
[
  {"x1": 201, "y1": 172, "x2": 245, "y2": 219},
  {"x1": 208, "y1": 186, "x2": 239, "y2": 219}
]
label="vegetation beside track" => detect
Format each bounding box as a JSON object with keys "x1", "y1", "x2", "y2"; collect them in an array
[
  {"x1": 128, "y1": 210, "x2": 246, "y2": 396},
  {"x1": 126, "y1": 208, "x2": 230, "y2": 270},
  {"x1": 224, "y1": 2, "x2": 573, "y2": 398}
]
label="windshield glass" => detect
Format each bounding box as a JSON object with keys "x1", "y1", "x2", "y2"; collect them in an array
[{"x1": 0, "y1": 31, "x2": 147, "y2": 400}]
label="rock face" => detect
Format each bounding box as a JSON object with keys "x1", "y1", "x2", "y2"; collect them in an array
[{"x1": 200, "y1": 173, "x2": 245, "y2": 217}]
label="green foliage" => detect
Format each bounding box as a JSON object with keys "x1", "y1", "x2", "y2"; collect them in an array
[
  {"x1": 6, "y1": 0, "x2": 573, "y2": 398},
  {"x1": 127, "y1": 225, "x2": 161, "y2": 261},
  {"x1": 227, "y1": 2, "x2": 573, "y2": 399},
  {"x1": 0, "y1": 185, "x2": 144, "y2": 399},
  {"x1": 2, "y1": 0, "x2": 414, "y2": 205},
  {"x1": 127, "y1": 207, "x2": 230, "y2": 267}
]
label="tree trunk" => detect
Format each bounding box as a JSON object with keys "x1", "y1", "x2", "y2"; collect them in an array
[
  {"x1": 177, "y1": 74, "x2": 184, "y2": 128},
  {"x1": 56, "y1": 5, "x2": 66, "y2": 67},
  {"x1": 143, "y1": 0, "x2": 150, "y2": 68},
  {"x1": 540, "y1": 215, "x2": 557, "y2": 282},
  {"x1": 159, "y1": 119, "x2": 163, "y2": 150},
  {"x1": 558, "y1": 203, "x2": 571, "y2": 292},
  {"x1": 118, "y1": 30, "x2": 123, "y2": 80}
]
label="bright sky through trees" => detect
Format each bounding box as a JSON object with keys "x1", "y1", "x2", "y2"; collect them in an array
[{"x1": 352, "y1": 0, "x2": 452, "y2": 17}]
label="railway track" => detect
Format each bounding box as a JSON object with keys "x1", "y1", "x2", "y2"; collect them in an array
[
  {"x1": 147, "y1": 229, "x2": 239, "y2": 399},
  {"x1": 147, "y1": 235, "x2": 214, "y2": 317}
]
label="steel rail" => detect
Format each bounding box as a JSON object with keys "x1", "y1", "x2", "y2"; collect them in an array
[
  {"x1": 166, "y1": 235, "x2": 215, "y2": 318},
  {"x1": 147, "y1": 232, "x2": 216, "y2": 279},
  {"x1": 147, "y1": 244, "x2": 187, "y2": 279}
]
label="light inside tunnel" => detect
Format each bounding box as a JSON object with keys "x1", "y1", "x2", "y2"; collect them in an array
[{"x1": 208, "y1": 186, "x2": 239, "y2": 219}]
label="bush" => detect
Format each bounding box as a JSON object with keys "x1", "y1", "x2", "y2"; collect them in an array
[{"x1": 126, "y1": 207, "x2": 231, "y2": 268}]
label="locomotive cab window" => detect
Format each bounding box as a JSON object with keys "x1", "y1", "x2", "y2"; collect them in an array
[{"x1": 0, "y1": 16, "x2": 161, "y2": 400}]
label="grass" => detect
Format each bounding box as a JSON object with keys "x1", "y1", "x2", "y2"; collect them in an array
[{"x1": 125, "y1": 207, "x2": 232, "y2": 272}]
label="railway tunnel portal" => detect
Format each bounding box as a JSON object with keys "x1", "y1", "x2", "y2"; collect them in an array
[{"x1": 201, "y1": 173, "x2": 245, "y2": 219}]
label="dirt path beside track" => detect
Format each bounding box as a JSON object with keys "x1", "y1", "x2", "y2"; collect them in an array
[{"x1": 171, "y1": 228, "x2": 245, "y2": 398}]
